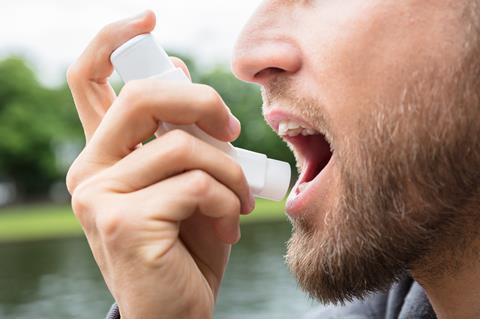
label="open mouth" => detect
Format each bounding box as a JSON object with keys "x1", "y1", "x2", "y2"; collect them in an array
[{"x1": 277, "y1": 120, "x2": 333, "y2": 194}]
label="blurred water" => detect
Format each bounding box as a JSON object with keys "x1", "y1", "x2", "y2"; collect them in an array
[{"x1": 0, "y1": 221, "x2": 316, "y2": 318}]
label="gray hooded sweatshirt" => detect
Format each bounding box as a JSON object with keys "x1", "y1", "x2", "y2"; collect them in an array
[{"x1": 106, "y1": 277, "x2": 436, "y2": 319}]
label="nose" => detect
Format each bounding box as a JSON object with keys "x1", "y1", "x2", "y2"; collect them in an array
[{"x1": 232, "y1": 6, "x2": 302, "y2": 86}]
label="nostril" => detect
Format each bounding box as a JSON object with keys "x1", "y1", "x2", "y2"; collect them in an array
[
  {"x1": 232, "y1": 40, "x2": 302, "y2": 84},
  {"x1": 254, "y1": 67, "x2": 285, "y2": 80}
]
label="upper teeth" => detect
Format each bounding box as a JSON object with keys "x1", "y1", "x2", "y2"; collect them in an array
[{"x1": 278, "y1": 120, "x2": 318, "y2": 137}]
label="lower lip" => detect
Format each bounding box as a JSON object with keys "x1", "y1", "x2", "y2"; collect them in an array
[{"x1": 286, "y1": 156, "x2": 335, "y2": 217}]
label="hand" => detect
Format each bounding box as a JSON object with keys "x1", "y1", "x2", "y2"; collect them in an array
[{"x1": 66, "y1": 11, "x2": 254, "y2": 319}]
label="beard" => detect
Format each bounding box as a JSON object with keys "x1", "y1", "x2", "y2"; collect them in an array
[{"x1": 280, "y1": 40, "x2": 480, "y2": 303}]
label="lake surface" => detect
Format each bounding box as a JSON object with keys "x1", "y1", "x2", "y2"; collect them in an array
[{"x1": 0, "y1": 221, "x2": 320, "y2": 318}]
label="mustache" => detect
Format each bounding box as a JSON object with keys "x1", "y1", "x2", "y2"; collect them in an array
[
  {"x1": 261, "y1": 76, "x2": 299, "y2": 107},
  {"x1": 261, "y1": 77, "x2": 334, "y2": 145}
]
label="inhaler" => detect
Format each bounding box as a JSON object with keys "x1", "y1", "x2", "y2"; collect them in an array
[{"x1": 111, "y1": 34, "x2": 291, "y2": 201}]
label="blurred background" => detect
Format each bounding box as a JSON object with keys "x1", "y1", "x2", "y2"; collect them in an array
[{"x1": 0, "y1": 1, "x2": 318, "y2": 318}]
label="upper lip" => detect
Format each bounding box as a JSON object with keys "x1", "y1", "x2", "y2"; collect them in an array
[{"x1": 264, "y1": 107, "x2": 317, "y2": 134}]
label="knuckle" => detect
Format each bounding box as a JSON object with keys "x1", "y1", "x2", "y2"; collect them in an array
[
  {"x1": 197, "y1": 85, "x2": 222, "y2": 110},
  {"x1": 95, "y1": 211, "x2": 125, "y2": 240},
  {"x1": 65, "y1": 168, "x2": 79, "y2": 195},
  {"x1": 120, "y1": 80, "x2": 141, "y2": 99},
  {"x1": 189, "y1": 170, "x2": 212, "y2": 196},
  {"x1": 72, "y1": 178, "x2": 127, "y2": 243},
  {"x1": 197, "y1": 85, "x2": 230, "y2": 125},
  {"x1": 140, "y1": 248, "x2": 168, "y2": 269},
  {"x1": 228, "y1": 196, "x2": 242, "y2": 215},
  {"x1": 231, "y1": 162, "x2": 246, "y2": 186},
  {"x1": 119, "y1": 80, "x2": 146, "y2": 106},
  {"x1": 165, "y1": 129, "x2": 194, "y2": 159},
  {"x1": 141, "y1": 250, "x2": 164, "y2": 268},
  {"x1": 65, "y1": 151, "x2": 92, "y2": 194},
  {"x1": 66, "y1": 63, "x2": 82, "y2": 87},
  {"x1": 66, "y1": 158, "x2": 85, "y2": 194},
  {"x1": 98, "y1": 22, "x2": 118, "y2": 43},
  {"x1": 70, "y1": 182, "x2": 96, "y2": 222}
]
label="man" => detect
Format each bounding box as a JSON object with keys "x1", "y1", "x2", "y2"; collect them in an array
[{"x1": 66, "y1": 1, "x2": 480, "y2": 318}]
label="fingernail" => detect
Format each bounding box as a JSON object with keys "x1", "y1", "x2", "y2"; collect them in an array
[
  {"x1": 241, "y1": 194, "x2": 255, "y2": 215},
  {"x1": 235, "y1": 224, "x2": 242, "y2": 243},
  {"x1": 228, "y1": 115, "x2": 241, "y2": 137},
  {"x1": 248, "y1": 194, "x2": 256, "y2": 213}
]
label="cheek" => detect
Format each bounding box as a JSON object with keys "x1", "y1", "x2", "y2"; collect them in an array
[{"x1": 295, "y1": 1, "x2": 464, "y2": 139}]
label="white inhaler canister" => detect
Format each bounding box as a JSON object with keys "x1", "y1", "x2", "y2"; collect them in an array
[{"x1": 110, "y1": 34, "x2": 291, "y2": 201}]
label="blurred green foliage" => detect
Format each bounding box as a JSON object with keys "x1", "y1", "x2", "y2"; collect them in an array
[
  {"x1": 0, "y1": 55, "x2": 294, "y2": 200},
  {"x1": 0, "y1": 57, "x2": 82, "y2": 197}
]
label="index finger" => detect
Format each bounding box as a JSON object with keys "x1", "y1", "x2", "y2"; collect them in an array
[
  {"x1": 67, "y1": 10, "x2": 156, "y2": 141},
  {"x1": 87, "y1": 80, "x2": 241, "y2": 161}
]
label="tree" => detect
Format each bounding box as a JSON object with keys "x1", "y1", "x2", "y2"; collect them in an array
[{"x1": 0, "y1": 57, "x2": 81, "y2": 199}]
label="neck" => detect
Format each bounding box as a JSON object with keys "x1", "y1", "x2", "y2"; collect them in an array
[{"x1": 412, "y1": 238, "x2": 480, "y2": 319}]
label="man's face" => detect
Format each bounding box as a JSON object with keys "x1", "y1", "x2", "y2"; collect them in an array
[{"x1": 233, "y1": 0, "x2": 480, "y2": 303}]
